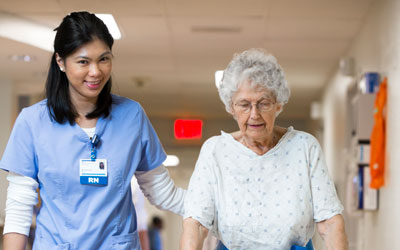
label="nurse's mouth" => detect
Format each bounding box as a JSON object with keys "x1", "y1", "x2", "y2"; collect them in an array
[{"x1": 85, "y1": 81, "x2": 101, "y2": 89}]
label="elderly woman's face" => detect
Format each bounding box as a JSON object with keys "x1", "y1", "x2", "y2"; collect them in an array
[{"x1": 231, "y1": 81, "x2": 281, "y2": 141}]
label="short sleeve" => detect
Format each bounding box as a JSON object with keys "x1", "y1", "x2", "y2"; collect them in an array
[
  {"x1": 136, "y1": 107, "x2": 166, "y2": 171},
  {"x1": 184, "y1": 140, "x2": 216, "y2": 230},
  {"x1": 309, "y1": 139, "x2": 343, "y2": 222},
  {"x1": 0, "y1": 109, "x2": 38, "y2": 179}
]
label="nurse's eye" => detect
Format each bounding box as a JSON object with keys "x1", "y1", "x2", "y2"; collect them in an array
[
  {"x1": 77, "y1": 60, "x2": 89, "y2": 65},
  {"x1": 100, "y1": 56, "x2": 111, "y2": 63}
]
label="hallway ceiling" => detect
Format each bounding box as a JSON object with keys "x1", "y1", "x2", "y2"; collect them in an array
[{"x1": 0, "y1": 0, "x2": 373, "y2": 120}]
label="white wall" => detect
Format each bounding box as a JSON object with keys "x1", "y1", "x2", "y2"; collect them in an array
[
  {"x1": 317, "y1": 73, "x2": 354, "y2": 250},
  {"x1": 322, "y1": 0, "x2": 400, "y2": 249},
  {"x1": 0, "y1": 78, "x2": 13, "y2": 226}
]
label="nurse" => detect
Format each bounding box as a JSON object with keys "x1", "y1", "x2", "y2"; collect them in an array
[{"x1": 1, "y1": 11, "x2": 185, "y2": 249}]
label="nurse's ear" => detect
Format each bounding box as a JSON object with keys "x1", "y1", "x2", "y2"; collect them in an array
[{"x1": 55, "y1": 53, "x2": 65, "y2": 72}]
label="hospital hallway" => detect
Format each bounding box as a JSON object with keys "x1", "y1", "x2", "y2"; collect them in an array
[{"x1": 0, "y1": 0, "x2": 399, "y2": 249}]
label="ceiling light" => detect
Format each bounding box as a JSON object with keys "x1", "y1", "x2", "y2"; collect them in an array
[
  {"x1": 163, "y1": 155, "x2": 180, "y2": 167},
  {"x1": 10, "y1": 54, "x2": 35, "y2": 62},
  {"x1": 215, "y1": 70, "x2": 224, "y2": 89},
  {"x1": 0, "y1": 12, "x2": 54, "y2": 52},
  {"x1": 95, "y1": 14, "x2": 121, "y2": 40}
]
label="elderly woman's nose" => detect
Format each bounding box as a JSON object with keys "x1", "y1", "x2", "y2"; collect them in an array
[{"x1": 250, "y1": 105, "x2": 261, "y2": 116}]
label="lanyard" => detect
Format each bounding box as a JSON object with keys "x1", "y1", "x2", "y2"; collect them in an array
[{"x1": 90, "y1": 134, "x2": 100, "y2": 161}]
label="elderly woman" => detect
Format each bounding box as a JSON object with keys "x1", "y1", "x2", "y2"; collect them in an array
[{"x1": 180, "y1": 49, "x2": 348, "y2": 250}]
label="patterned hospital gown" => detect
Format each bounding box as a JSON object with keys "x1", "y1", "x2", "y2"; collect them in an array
[{"x1": 184, "y1": 127, "x2": 343, "y2": 250}]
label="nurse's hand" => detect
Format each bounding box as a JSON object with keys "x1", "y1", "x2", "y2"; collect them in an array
[
  {"x1": 180, "y1": 217, "x2": 209, "y2": 250},
  {"x1": 3, "y1": 232, "x2": 28, "y2": 250}
]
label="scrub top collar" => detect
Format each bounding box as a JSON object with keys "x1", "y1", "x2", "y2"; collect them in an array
[{"x1": 74, "y1": 114, "x2": 111, "y2": 144}]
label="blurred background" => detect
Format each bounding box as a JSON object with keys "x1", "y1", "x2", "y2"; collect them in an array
[{"x1": 1, "y1": 0, "x2": 399, "y2": 249}]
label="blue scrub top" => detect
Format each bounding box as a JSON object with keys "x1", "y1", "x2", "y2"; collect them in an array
[{"x1": 0, "y1": 95, "x2": 166, "y2": 250}]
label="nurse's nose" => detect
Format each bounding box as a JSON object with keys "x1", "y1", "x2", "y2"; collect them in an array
[{"x1": 88, "y1": 63, "x2": 101, "y2": 77}]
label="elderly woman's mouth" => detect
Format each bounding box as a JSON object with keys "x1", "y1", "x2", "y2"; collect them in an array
[{"x1": 248, "y1": 124, "x2": 264, "y2": 128}]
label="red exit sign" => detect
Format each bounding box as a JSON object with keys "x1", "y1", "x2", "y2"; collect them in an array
[{"x1": 174, "y1": 119, "x2": 203, "y2": 139}]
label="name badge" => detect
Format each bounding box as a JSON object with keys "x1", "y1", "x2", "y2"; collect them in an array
[{"x1": 80, "y1": 159, "x2": 108, "y2": 185}]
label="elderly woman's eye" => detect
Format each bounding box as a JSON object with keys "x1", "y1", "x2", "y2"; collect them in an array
[
  {"x1": 259, "y1": 102, "x2": 271, "y2": 107},
  {"x1": 259, "y1": 102, "x2": 273, "y2": 110},
  {"x1": 239, "y1": 103, "x2": 250, "y2": 109}
]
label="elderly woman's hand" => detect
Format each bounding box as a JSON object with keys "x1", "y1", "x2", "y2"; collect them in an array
[
  {"x1": 180, "y1": 217, "x2": 209, "y2": 250},
  {"x1": 317, "y1": 214, "x2": 348, "y2": 250}
]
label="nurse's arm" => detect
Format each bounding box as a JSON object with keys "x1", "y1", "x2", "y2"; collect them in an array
[
  {"x1": 180, "y1": 217, "x2": 209, "y2": 250},
  {"x1": 136, "y1": 165, "x2": 186, "y2": 216},
  {"x1": 3, "y1": 233, "x2": 28, "y2": 250},
  {"x1": 3, "y1": 173, "x2": 38, "y2": 250},
  {"x1": 317, "y1": 214, "x2": 348, "y2": 250}
]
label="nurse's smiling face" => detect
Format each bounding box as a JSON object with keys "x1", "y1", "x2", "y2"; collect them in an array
[{"x1": 56, "y1": 38, "x2": 112, "y2": 105}]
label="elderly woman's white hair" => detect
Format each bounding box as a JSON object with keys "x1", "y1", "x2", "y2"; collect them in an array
[{"x1": 218, "y1": 48, "x2": 290, "y2": 116}]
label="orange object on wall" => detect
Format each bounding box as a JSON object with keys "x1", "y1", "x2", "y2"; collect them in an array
[{"x1": 369, "y1": 77, "x2": 387, "y2": 189}]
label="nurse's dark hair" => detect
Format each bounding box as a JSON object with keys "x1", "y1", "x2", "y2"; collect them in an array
[{"x1": 45, "y1": 11, "x2": 114, "y2": 124}]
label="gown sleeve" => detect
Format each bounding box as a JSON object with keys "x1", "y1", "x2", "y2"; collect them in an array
[
  {"x1": 184, "y1": 139, "x2": 217, "y2": 230},
  {"x1": 308, "y1": 138, "x2": 344, "y2": 222}
]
